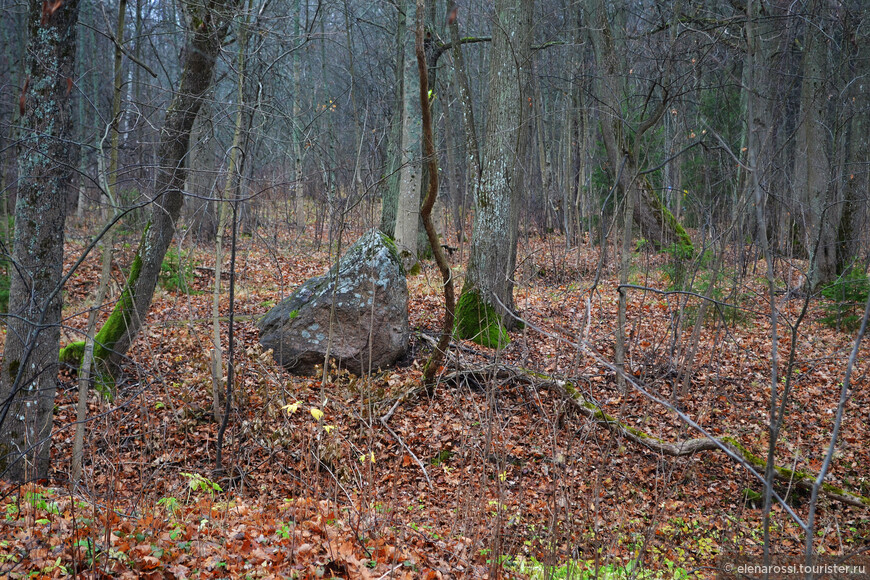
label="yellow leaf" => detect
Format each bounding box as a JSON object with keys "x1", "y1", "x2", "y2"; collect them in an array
[
  {"x1": 323, "y1": 425, "x2": 335, "y2": 434},
  {"x1": 310, "y1": 408, "x2": 324, "y2": 421},
  {"x1": 280, "y1": 401, "x2": 300, "y2": 414}
]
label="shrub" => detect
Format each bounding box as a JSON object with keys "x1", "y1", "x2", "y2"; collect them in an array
[
  {"x1": 659, "y1": 243, "x2": 698, "y2": 291},
  {"x1": 821, "y1": 267, "x2": 870, "y2": 331},
  {"x1": 661, "y1": 247, "x2": 746, "y2": 326},
  {"x1": 159, "y1": 248, "x2": 196, "y2": 294},
  {"x1": 0, "y1": 266, "x2": 8, "y2": 314}
]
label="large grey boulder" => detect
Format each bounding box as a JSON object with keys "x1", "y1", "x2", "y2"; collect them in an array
[{"x1": 258, "y1": 229, "x2": 409, "y2": 375}]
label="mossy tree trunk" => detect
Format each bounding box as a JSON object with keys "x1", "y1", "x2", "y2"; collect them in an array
[
  {"x1": 454, "y1": 0, "x2": 533, "y2": 346},
  {"x1": 585, "y1": 0, "x2": 692, "y2": 253},
  {"x1": 95, "y1": 0, "x2": 238, "y2": 373},
  {"x1": 0, "y1": 0, "x2": 80, "y2": 481}
]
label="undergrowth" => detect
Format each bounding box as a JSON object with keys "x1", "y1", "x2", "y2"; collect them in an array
[
  {"x1": 820, "y1": 267, "x2": 870, "y2": 331},
  {"x1": 159, "y1": 248, "x2": 196, "y2": 294},
  {"x1": 660, "y1": 246, "x2": 746, "y2": 326}
]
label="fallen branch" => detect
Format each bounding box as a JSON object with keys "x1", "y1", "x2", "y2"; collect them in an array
[
  {"x1": 547, "y1": 377, "x2": 867, "y2": 508},
  {"x1": 440, "y1": 360, "x2": 869, "y2": 509}
]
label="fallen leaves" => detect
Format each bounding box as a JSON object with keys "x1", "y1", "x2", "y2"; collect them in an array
[{"x1": 2, "y1": 231, "x2": 867, "y2": 577}]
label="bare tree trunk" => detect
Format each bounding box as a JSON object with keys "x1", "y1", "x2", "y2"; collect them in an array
[
  {"x1": 107, "y1": 0, "x2": 127, "y2": 222},
  {"x1": 415, "y1": 0, "x2": 454, "y2": 387},
  {"x1": 533, "y1": 60, "x2": 553, "y2": 232},
  {"x1": 839, "y1": 6, "x2": 869, "y2": 268},
  {"x1": 441, "y1": 85, "x2": 464, "y2": 242},
  {"x1": 211, "y1": 19, "x2": 247, "y2": 423},
  {"x1": 794, "y1": 0, "x2": 837, "y2": 291},
  {"x1": 292, "y1": 0, "x2": 306, "y2": 234},
  {"x1": 0, "y1": 0, "x2": 80, "y2": 481},
  {"x1": 72, "y1": 222, "x2": 115, "y2": 483},
  {"x1": 394, "y1": 0, "x2": 422, "y2": 266},
  {"x1": 447, "y1": 0, "x2": 480, "y2": 242},
  {"x1": 379, "y1": 0, "x2": 405, "y2": 238}
]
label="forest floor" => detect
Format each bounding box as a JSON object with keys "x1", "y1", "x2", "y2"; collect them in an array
[{"x1": 1, "y1": 224, "x2": 869, "y2": 579}]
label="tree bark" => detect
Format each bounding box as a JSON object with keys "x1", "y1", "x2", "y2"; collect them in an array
[
  {"x1": 0, "y1": 0, "x2": 80, "y2": 481},
  {"x1": 394, "y1": 0, "x2": 422, "y2": 267},
  {"x1": 794, "y1": 0, "x2": 837, "y2": 292},
  {"x1": 585, "y1": 0, "x2": 692, "y2": 252},
  {"x1": 415, "y1": 0, "x2": 454, "y2": 387},
  {"x1": 454, "y1": 0, "x2": 533, "y2": 347},
  {"x1": 380, "y1": 0, "x2": 406, "y2": 239},
  {"x1": 292, "y1": 0, "x2": 306, "y2": 234},
  {"x1": 446, "y1": 0, "x2": 481, "y2": 203}
]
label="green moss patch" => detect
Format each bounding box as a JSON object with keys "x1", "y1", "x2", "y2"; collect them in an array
[
  {"x1": 378, "y1": 232, "x2": 401, "y2": 264},
  {"x1": 643, "y1": 176, "x2": 693, "y2": 253},
  {"x1": 453, "y1": 290, "x2": 509, "y2": 349},
  {"x1": 59, "y1": 341, "x2": 85, "y2": 365},
  {"x1": 59, "y1": 226, "x2": 148, "y2": 373}
]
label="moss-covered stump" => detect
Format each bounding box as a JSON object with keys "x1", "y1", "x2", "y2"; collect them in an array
[
  {"x1": 636, "y1": 175, "x2": 693, "y2": 254},
  {"x1": 453, "y1": 290, "x2": 509, "y2": 349}
]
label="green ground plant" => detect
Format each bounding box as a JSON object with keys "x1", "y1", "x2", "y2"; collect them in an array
[
  {"x1": 510, "y1": 555, "x2": 690, "y2": 579},
  {"x1": 820, "y1": 267, "x2": 870, "y2": 331},
  {"x1": 661, "y1": 246, "x2": 746, "y2": 326},
  {"x1": 159, "y1": 247, "x2": 196, "y2": 294}
]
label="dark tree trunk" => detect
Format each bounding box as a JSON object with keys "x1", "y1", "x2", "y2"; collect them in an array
[
  {"x1": 0, "y1": 0, "x2": 80, "y2": 481},
  {"x1": 794, "y1": 0, "x2": 837, "y2": 291},
  {"x1": 95, "y1": 0, "x2": 238, "y2": 372}
]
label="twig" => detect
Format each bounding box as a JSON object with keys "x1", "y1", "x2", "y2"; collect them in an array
[
  {"x1": 376, "y1": 565, "x2": 403, "y2": 580},
  {"x1": 379, "y1": 417, "x2": 432, "y2": 491}
]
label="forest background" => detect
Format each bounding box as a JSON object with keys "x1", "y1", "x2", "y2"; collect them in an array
[{"x1": 0, "y1": 0, "x2": 868, "y2": 576}]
